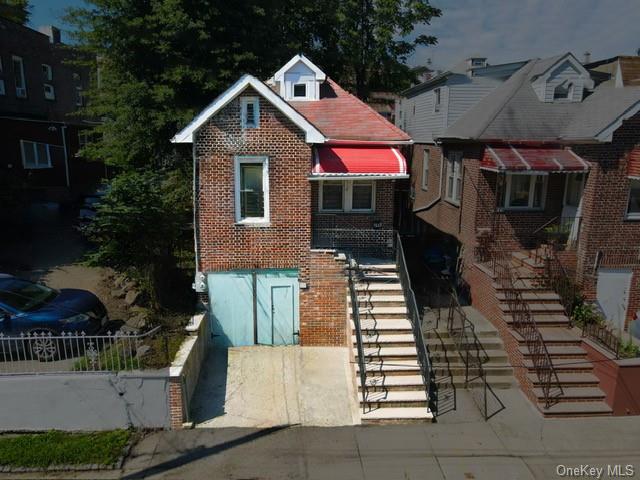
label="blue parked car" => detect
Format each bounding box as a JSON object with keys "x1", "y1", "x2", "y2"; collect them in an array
[{"x1": 0, "y1": 274, "x2": 108, "y2": 360}]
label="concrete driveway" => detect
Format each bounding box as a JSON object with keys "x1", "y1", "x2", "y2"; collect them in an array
[{"x1": 190, "y1": 346, "x2": 361, "y2": 428}]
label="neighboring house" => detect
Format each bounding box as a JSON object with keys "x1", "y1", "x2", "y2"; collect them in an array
[
  {"x1": 400, "y1": 52, "x2": 640, "y2": 332},
  {"x1": 397, "y1": 52, "x2": 640, "y2": 416},
  {"x1": 172, "y1": 54, "x2": 411, "y2": 348},
  {"x1": 0, "y1": 18, "x2": 103, "y2": 203}
]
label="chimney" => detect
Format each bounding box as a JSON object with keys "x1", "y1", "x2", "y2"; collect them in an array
[
  {"x1": 38, "y1": 26, "x2": 61, "y2": 44},
  {"x1": 583, "y1": 51, "x2": 591, "y2": 64}
]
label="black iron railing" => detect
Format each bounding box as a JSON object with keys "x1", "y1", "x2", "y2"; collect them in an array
[
  {"x1": 394, "y1": 232, "x2": 435, "y2": 414},
  {"x1": 347, "y1": 256, "x2": 369, "y2": 413},
  {"x1": 446, "y1": 291, "x2": 505, "y2": 420},
  {"x1": 540, "y1": 247, "x2": 579, "y2": 325},
  {"x1": 485, "y1": 241, "x2": 564, "y2": 409},
  {"x1": 582, "y1": 322, "x2": 621, "y2": 359}
]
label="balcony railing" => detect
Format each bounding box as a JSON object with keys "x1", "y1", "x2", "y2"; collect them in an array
[
  {"x1": 532, "y1": 215, "x2": 582, "y2": 250},
  {"x1": 312, "y1": 228, "x2": 395, "y2": 259}
]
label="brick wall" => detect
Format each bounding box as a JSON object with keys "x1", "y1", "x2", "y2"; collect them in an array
[
  {"x1": 196, "y1": 87, "x2": 353, "y2": 346},
  {"x1": 196, "y1": 87, "x2": 312, "y2": 279},
  {"x1": 573, "y1": 113, "x2": 640, "y2": 329},
  {"x1": 300, "y1": 251, "x2": 348, "y2": 346}
]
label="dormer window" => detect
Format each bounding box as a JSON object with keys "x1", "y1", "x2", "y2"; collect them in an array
[
  {"x1": 554, "y1": 81, "x2": 573, "y2": 101},
  {"x1": 293, "y1": 83, "x2": 307, "y2": 98},
  {"x1": 241, "y1": 97, "x2": 259, "y2": 129}
]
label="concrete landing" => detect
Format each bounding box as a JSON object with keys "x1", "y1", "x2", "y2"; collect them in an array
[{"x1": 190, "y1": 346, "x2": 360, "y2": 428}]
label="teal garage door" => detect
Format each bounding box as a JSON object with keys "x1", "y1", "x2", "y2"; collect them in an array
[{"x1": 208, "y1": 269, "x2": 299, "y2": 347}]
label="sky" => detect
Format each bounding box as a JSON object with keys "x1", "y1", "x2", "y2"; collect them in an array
[{"x1": 28, "y1": 0, "x2": 640, "y2": 69}]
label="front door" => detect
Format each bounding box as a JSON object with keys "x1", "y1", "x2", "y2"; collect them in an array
[{"x1": 596, "y1": 268, "x2": 632, "y2": 332}]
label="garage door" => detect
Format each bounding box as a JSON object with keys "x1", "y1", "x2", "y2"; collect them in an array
[{"x1": 208, "y1": 270, "x2": 299, "y2": 347}]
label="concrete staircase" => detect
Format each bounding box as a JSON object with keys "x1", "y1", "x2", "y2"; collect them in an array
[
  {"x1": 349, "y1": 260, "x2": 434, "y2": 424},
  {"x1": 424, "y1": 307, "x2": 514, "y2": 391},
  {"x1": 491, "y1": 251, "x2": 612, "y2": 417}
]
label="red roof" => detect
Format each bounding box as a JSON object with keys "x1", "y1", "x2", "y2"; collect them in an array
[
  {"x1": 290, "y1": 79, "x2": 410, "y2": 143},
  {"x1": 481, "y1": 144, "x2": 589, "y2": 172},
  {"x1": 628, "y1": 147, "x2": 640, "y2": 178},
  {"x1": 312, "y1": 146, "x2": 408, "y2": 177}
]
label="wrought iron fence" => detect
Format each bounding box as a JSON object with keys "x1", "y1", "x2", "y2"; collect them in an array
[
  {"x1": 0, "y1": 327, "x2": 161, "y2": 375},
  {"x1": 395, "y1": 232, "x2": 435, "y2": 414},
  {"x1": 312, "y1": 228, "x2": 395, "y2": 259},
  {"x1": 582, "y1": 322, "x2": 621, "y2": 359},
  {"x1": 540, "y1": 248, "x2": 579, "y2": 325},
  {"x1": 593, "y1": 247, "x2": 640, "y2": 271}
]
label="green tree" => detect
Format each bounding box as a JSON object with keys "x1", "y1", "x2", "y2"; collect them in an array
[{"x1": 0, "y1": 0, "x2": 31, "y2": 24}]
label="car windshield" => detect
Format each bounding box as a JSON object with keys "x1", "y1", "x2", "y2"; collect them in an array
[{"x1": 0, "y1": 279, "x2": 58, "y2": 312}]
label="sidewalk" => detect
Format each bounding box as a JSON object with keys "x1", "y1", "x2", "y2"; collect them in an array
[{"x1": 3, "y1": 389, "x2": 638, "y2": 479}]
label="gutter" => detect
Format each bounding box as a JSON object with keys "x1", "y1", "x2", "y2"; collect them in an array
[{"x1": 325, "y1": 139, "x2": 414, "y2": 146}]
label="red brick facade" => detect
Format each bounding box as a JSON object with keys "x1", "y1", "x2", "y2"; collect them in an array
[
  {"x1": 196, "y1": 88, "x2": 394, "y2": 346},
  {"x1": 409, "y1": 113, "x2": 640, "y2": 329}
]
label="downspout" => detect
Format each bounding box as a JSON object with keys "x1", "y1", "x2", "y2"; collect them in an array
[
  {"x1": 61, "y1": 124, "x2": 70, "y2": 188},
  {"x1": 413, "y1": 140, "x2": 444, "y2": 213},
  {"x1": 192, "y1": 140, "x2": 200, "y2": 280}
]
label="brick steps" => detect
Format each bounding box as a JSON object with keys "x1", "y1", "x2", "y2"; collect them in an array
[
  {"x1": 532, "y1": 387, "x2": 606, "y2": 402},
  {"x1": 539, "y1": 401, "x2": 613, "y2": 417},
  {"x1": 527, "y1": 372, "x2": 600, "y2": 387},
  {"x1": 500, "y1": 302, "x2": 566, "y2": 315},
  {"x1": 355, "y1": 319, "x2": 413, "y2": 333},
  {"x1": 511, "y1": 327, "x2": 583, "y2": 346},
  {"x1": 519, "y1": 345, "x2": 587, "y2": 359},
  {"x1": 522, "y1": 358, "x2": 593, "y2": 372},
  {"x1": 360, "y1": 407, "x2": 432, "y2": 423},
  {"x1": 504, "y1": 313, "x2": 570, "y2": 327}
]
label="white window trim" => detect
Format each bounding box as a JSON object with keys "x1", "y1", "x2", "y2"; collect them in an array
[
  {"x1": 20, "y1": 140, "x2": 52, "y2": 169},
  {"x1": 503, "y1": 173, "x2": 548, "y2": 211},
  {"x1": 12, "y1": 55, "x2": 26, "y2": 98},
  {"x1": 318, "y1": 180, "x2": 376, "y2": 213},
  {"x1": 42, "y1": 63, "x2": 52, "y2": 81},
  {"x1": 434, "y1": 88, "x2": 441, "y2": 113},
  {"x1": 626, "y1": 178, "x2": 640, "y2": 220},
  {"x1": 292, "y1": 82, "x2": 308, "y2": 99},
  {"x1": 44, "y1": 83, "x2": 55, "y2": 100},
  {"x1": 240, "y1": 96, "x2": 259, "y2": 129},
  {"x1": 421, "y1": 150, "x2": 430, "y2": 190},
  {"x1": 234, "y1": 156, "x2": 269, "y2": 225},
  {"x1": 444, "y1": 151, "x2": 462, "y2": 205}
]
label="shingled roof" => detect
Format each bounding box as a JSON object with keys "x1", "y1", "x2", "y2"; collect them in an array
[
  {"x1": 289, "y1": 79, "x2": 411, "y2": 143},
  {"x1": 442, "y1": 55, "x2": 640, "y2": 143}
]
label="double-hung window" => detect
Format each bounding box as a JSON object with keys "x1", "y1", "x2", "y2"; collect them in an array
[
  {"x1": 0, "y1": 57, "x2": 5, "y2": 96},
  {"x1": 421, "y1": 150, "x2": 430, "y2": 190},
  {"x1": 627, "y1": 179, "x2": 640, "y2": 220},
  {"x1": 319, "y1": 180, "x2": 375, "y2": 213},
  {"x1": 235, "y1": 156, "x2": 269, "y2": 224},
  {"x1": 445, "y1": 151, "x2": 462, "y2": 204},
  {"x1": 20, "y1": 140, "x2": 51, "y2": 169},
  {"x1": 503, "y1": 173, "x2": 547, "y2": 210},
  {"x1": 240, "y1": 97, "x2": 259, "y2": 129},
  {"x1": 12, "y1": 55, "x2": 26, "y2": 98}
]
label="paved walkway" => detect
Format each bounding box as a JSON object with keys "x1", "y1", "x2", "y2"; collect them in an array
[
  {"x1": 190, "y1": 346, "x2": 361, "y2": 427},
  {"x1": 9, "y1": 388, "x2": 635, "y2": 480}
]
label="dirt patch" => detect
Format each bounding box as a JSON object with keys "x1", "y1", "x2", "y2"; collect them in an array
[{"x1": 43, "y1": 265, "x2": 130, "y2": 326}]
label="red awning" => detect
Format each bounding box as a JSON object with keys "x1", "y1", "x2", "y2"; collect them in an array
[
  {"x1": 481, "y1": 145, "x2": 589, "y2": 172},
  {"x1": 311, "y1": 146, "x2": 408, "y2": 178},
  {"x1": 628, "y1": 147, "x2": 640, "y2": 179}
]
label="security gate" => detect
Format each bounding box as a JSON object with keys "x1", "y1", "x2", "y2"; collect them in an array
[{"x1": 208, "y1": 269, "x2": 299, "y2": 347}]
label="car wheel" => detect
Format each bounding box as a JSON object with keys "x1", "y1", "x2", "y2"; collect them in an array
[{"x1": 29, "y1": 330, "x2": 59, "y2": 362}]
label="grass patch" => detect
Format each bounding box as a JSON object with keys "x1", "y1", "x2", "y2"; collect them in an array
[{"x1": 0, "y1": 430, "x2": 131, "y2": 469}]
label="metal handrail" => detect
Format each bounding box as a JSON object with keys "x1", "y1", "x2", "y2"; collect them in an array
[
  {"x1": 541, "y1": 247, "x2": 578, "y2": 326},
  {"x1": 582, "y1": 322, "x2": 621, "y2": 359},
  {"x1": 490, "y1": 243, "x2": 564, "y2": 408},
  {"x1": 394, "y1": 232, "x2": 434, "y2": 413},
  {"x1": 347, "y1": 255, "x2": 369, "y2": 414}
]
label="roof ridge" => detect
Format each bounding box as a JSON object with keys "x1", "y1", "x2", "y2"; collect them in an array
[
  {"x1": 326, "y1": 78, "x2": 409, "y2": 139},
  {"x1": 475, "y1": 60, "x2": 537, "y2": 138}
]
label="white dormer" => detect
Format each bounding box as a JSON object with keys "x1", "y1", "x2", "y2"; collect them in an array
[
  {"x1": 531, "y1": 53, "x2": 594, "y2": 103},
  {"x1": 269, "y1": 54, "x2": 326, "y2": 101}
]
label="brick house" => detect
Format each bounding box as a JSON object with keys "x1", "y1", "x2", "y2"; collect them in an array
[
  {"x1": 398, "y1": 52, "x2": 640, "y2": 333},
  {"x1": 172, "y1": 55, "x2": 411, "y2": 348},
  {"x1": 0, "y1": 18, "x2": 103, "y2": 203}
]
